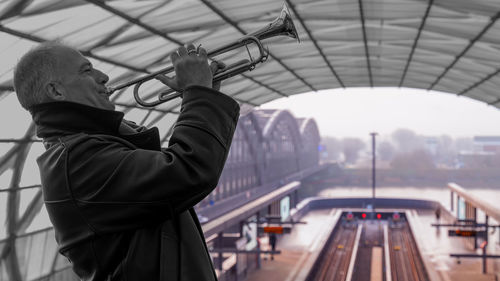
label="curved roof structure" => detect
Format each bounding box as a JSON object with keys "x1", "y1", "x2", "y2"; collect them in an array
[{"x1": 2, "y1": 0, "x2": 500, "y2": 112}]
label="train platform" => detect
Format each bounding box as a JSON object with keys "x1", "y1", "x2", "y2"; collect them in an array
[
  {"x1": 243, "y1": 205, "x2": 500, "y2": 281},
  {"x1": 410, "y1": 209, "x2": 500, "y2": 281},
  {"x1": 244, "y1": 208, "x2": 340, "y2": 281}
]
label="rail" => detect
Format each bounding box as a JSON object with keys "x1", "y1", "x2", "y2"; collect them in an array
[
  {"x1": 388, "y1": 220, "x2": 429, "y2": 281},
  {"x1": 448, "y1": 182, "x2": 500, "y2": 223}
]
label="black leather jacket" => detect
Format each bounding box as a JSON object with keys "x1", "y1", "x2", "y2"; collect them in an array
[{"x1": 31, "y1": 86, "x2": 239, "y2": 280}]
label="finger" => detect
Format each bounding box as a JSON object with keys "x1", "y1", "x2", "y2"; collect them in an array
[
  {"x1": 198, "y1": 47, "x2": 207, "y2": 59},
  {"x1": 214, "y1": 60, "x2": 226, "y2": 70},
  {"x1": 170, "y1": 52, "x2": 180, "y2": 65},
  {"x1": 155, "y1": 75, "x2": 180, "y2": 91},
  {"x1": 177, "y1": 46, "x2": 188, "y2": 57},
  {"x1": 210, "y1": 61, "x2": 219, "y2": 74},
  {"x1": 186, "y1": 43, "x2": 196, "y2": 55}
]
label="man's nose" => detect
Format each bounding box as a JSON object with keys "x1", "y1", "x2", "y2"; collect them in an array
[{"x1": 94, "y1": 69, "x2": 109, "y2": 85}]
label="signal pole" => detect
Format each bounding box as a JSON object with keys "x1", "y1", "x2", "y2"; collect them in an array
[{"x1": 370, "y1": 132, "x2": 378, "y2": 213}]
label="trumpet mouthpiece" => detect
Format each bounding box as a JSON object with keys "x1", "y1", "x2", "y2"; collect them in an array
[{"x1": 106, "y1": 87, "x2": 115, "y2": 96}]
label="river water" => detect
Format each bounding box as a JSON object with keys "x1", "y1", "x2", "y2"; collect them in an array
[{"x1": 317, "y1": 186, "x2": 499, "y2": 209}]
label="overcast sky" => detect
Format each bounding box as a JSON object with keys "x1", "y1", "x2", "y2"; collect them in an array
[{"x1": 259, "y1": 87, "x2": 500, "y2": 141}]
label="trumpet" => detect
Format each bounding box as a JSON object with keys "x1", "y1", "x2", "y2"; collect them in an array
[{"x1": 106, "y1": 3, "x2": 300, "y2": 107}]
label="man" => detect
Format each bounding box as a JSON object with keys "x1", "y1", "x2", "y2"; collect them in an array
[
  {"x1": 13, "y1": 41, "x2": 240, "y2": 280},
  {"x1": 269, "y1": 232, "x2": 277, "y2": 260}
]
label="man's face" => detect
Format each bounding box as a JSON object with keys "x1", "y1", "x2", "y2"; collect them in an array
[{"x1": 53, "y1": 46, "x2": 114, "y2": 110}]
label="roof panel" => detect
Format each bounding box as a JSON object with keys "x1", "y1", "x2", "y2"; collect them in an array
[
  {"x1": 94, "y1": 36, "x2": 172, "y2": 68},
  {"x1": 6, "y1": 5, "x2": 126, "y2": 49},
  {"x1": 433, "y1": 0, "x2": 500, "y2": 17},
  {"x1": 142, "y1": 0, "x2": 225, "y2": 33},
  {"x1": 363, "y1": 0, "x2": 428, "y2": 19}
]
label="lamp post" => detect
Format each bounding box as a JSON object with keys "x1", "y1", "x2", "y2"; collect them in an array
[{"x1": 370, "y1": 132, "x2": 378, "y2": 213}]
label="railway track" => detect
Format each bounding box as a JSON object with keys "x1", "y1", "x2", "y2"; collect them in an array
[
  {"x1": 309, "y1": 224, "x2": 358, "y2": 281},
  {"x1": 388, "y1": 224, "x2": 429, "y2": 281},
  {"x1": 307, "y1": 214, "x2": 429, "y2": 281}
]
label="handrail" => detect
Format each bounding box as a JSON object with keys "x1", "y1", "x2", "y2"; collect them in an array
[{"x1": 448, "y1": 182, "x2": 500, "y2": 223}]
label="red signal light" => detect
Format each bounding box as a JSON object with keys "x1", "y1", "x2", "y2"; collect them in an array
[
  {"x1": 376, "y1": 213, "x2": 382, "y2": 219},
  {"x1": 361, "y1": 213, "x2": 367, "y2": 219}
]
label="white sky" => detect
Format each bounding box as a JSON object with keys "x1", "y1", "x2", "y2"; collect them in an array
[{"x1": 259, "y1": 87, "x2": 500, "y2": 141}]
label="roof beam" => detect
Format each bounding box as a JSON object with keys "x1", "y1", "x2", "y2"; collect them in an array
[
  {"x1": 428, "y1": 11, "x2": 500, "y2": 90},
  {"x1": 198, "y1": 0, "x2": 316, "y2": 92},
  {"x1": 0, "y1": 0, "x2": 32, "y2": 21},
  {"x1": 16, "y1": 190, "x2": 43, "y2": 233},
  {"x1": 84, "y1": 0, "x2": 287, "y2": 100},
  {"x1": 84, "y1": 0, "x2": 183, "y2": 45},
  {"x1": 0, "y1": 139, "x2": 42, "y2": 143},
  {"x1": 357, "y1": 0, "x2": 373, "y2": 87},
  {"x1": 458, "y1": 68, "x2": 500, "y2": 96},
  {"x1": 487, "y1": 98, "x2": 500, "y2": 106},
  {"x1": 285, "y1": 0, "x2": 345, "y2": 88},
  {"x1": 399, "y1": 0, "x2": 433, "y2": 87},
  {"x1": 0, "y1": 85, "x2": 14, "y2": 91}
]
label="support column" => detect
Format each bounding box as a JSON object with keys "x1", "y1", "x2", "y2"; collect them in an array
[
  {"x1": 294, "y1": 189, "x2": 298, "y2": 208},
  {"x1": 485, "y1": 215, "x2": 489, "y2": 246},
  {"x1": 256, "y1": 212, "x2": 261, "y2": 269},
  {"x1": 474, "y1": 207, "x2": 478, "y2": 249},
  {"x1": 451, "y1": 191, "x2": 454, "y2": 212},
  {"x1": 482, "y1": 243, "x2": 487, "y2": 274},
  {"x1": 217, "y1": 232, "x2": 224, "y2": 271}
]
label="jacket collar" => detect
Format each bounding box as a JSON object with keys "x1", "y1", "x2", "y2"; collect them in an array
[
  {"x1": 30, "y1": 102, "x2": 161, "y2": 151},
  {"x1": 30, "y1": 102, "x2": 124, "y2": 138}
]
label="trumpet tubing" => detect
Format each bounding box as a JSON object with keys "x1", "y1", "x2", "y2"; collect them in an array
[{"x1": 107, "y1": 2, "x2": 300, "y2": 107}]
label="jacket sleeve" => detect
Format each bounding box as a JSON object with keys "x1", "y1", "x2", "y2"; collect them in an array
[{"x1": 66, "y1": 86, "x2": 240, "y2": 233}]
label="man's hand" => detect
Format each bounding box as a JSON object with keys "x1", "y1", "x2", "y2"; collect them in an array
[{"x1": 156, "y1": 44, "x2": 223, "y2": 91}]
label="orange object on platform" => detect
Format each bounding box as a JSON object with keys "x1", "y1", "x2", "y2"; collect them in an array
[
  {"x1": 264, "y1": 226, "x2": 284, "y2": 234},
  {"x1": 455, "y1": 230, "x2": 476, "y2": 237}
]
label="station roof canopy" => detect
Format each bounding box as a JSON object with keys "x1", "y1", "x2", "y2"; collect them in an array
[{"x1": 2, "y1": 0, "x2": 500, "y2": 115}]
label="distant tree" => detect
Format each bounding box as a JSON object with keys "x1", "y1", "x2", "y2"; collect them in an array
[
  {"x1": 341, "y1": 137, "x2": 365, "y2": 164},
  {"x1": 391, "y1": 128, "x2": 424, "y2": 153},
  {"x1": 321, "y1": 136, "x2": 342, "y2": 161},
  {"x1": 435, "y1": 135, "x2": 455, "y2": 166},
  {"x1": 390, "y1": 149, "x2": 435, "y2": 170},
  {"x1": 454, "y1": 137, "x2": 474, "y2": 152},
  {"x1": 377, "y1": 140, "x2": 395, "y2": 161}
]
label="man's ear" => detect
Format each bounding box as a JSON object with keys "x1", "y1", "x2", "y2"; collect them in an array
[{"x1": 45, "y1": 81, "x2": 66, "y2": 101}]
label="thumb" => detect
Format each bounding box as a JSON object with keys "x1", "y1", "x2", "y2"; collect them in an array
[
  {"x1": 210, "y1": 61, "x2": 225, "y2": 91},
  {"x1": 155, "y1": 74, "x2": 180, "y2": 91}
]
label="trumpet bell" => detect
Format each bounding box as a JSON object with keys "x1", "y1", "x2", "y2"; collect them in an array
[{"x1": 250, "y1": 3, "x2": 300, "y2": 43}]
